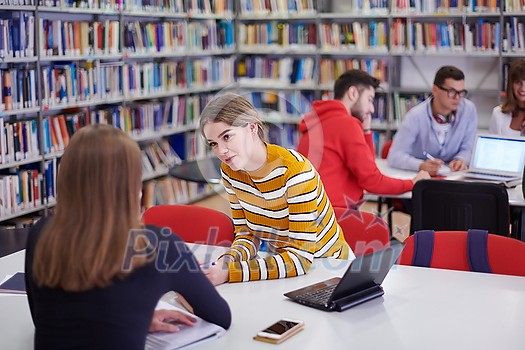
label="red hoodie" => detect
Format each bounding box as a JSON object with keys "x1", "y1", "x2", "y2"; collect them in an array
[{"x1": 296, "y1": 100, "x2": 413, "y2": 208}]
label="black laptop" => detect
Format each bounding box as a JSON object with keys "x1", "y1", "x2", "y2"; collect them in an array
[{"x1": 284, "y1": 244, "x2": 404, "y2": 312}]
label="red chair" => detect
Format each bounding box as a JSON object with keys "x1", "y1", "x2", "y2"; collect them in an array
[
  {"x1": 380, "y1": 140, "x2": 393, "y2": 160},
  {"x1": 333, "y1": 207, "x2": 390, "y2": 256},
  {"x1": 377, "y1": 139, "x2": 406, "y2": 233},
  {"x1": 142, "y1": 205, "x2": 234, "y2": 247},
  {"x1": 398, "y1": 230, "x2": 525, "y2": 277}
]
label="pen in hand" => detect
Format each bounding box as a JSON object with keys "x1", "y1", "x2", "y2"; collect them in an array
[
  {"x1": 200, "y1": 262, "x2": 217, "y2": 269},
  {"x1": 423, "y1": 152, "x2": 438, "y2": 162}
]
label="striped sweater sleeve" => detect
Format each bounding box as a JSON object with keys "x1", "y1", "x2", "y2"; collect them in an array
[
  {"x1": 220, "y1": 170, "x2": 261, "y2": 263},
  {"x1": 223, "y1": 161, "x2": 321, "y2": 283}
]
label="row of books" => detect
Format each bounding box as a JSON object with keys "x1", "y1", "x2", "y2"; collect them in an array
[
  {"x1": 319, "y1": 59, "x2": 388, "y2": 87},
  {"x1": 141, "y1": 139, "x2": 182, "y2": 176},
  {"x1": 0, "y1": 12, "x2": 35, "y2": 59},
  {"x1": 123, "y1": 0, "x2": 186, "y2": 13},
  {"x1": 503, "y1": 17, "x2": 525, "y2": 53},
  {"x1": 184, "y1": 130, "x2": 207, "y2": 160},
  {"x1": 253, "y1": 88, "x2": 388, "y2": 126},
  {"x1": 40, "y1": 62, "x2": 116, "y2": 107},
  {"x1": 38, "y1": 58, "x2": 233, "y2": 108},
  {"x1": 39, "y1": 19, "x2": 120, "y2": 57},
  {"x1": 238, "y1": 22, "x2": 317, "y2": 48},
  {"x1": 34, "y1": 0, "x2": 230, "y2": 13},
  {"x1": 0, "y1": 119, "x2": 39, "y2": 164},
  {"x1": 372, "y1": 131, "x2": 390, "y2": 158},
  {"x1": 186, "y1": 0, "x2": 233, "y2": 15},
  {"x1": 392, "y1": 92, "x2": 429, "y2": 124},
  {"x1": 142, "y1": 177, "x2": 214, "y2": 209},
  {"x1": 240, "y1": 90, "x2": 314, "y2": 117},
  {"x1": 237, "y1": 57, "x2": 316, "y2": 86},
  {"x1": 322, "y1": 0, "x2": 388, "y2": 14},
  {"x1": 319, "y1": 22, "x2": 388, "y2": 53},
  {"x1": 0, "y1": 171, "x2": 42, "y2": 217},
  {"x1": 238, "y1": 0, "x2": 315, "y2": 14},
  {"x1": 0, "y1": 159, "x2": 56, "y2": 217},
  {"x1": 42, "y1": 94, "x2": 213, "y2": 154},
  {"x1": 391, "y1": 19, "x2": 500, "y2": 53},
  {"x1": 392, "y1": 0, "x2": 499, "y2": 13},
  {"x1": 1, "y1": 0, "x2": 37, "y2": 5},
  {"x1": 38, "y1": 0, "x2": 123, "y2": 9},
  {"x1": 505, "y1": 0, "x2": 525, "y2": 11},
  {"x1": 0, "y1": 68, "x2": 38, "y2": 112},
  {"x1": 267, "y1": 123, "x2": 299, "y2": 149},
  {"x1": 124, "y1": 20, "x2": 234, "y2": 54},
  {"x1": 2, "y1": 0, "x2": 515, "y2": 13}
]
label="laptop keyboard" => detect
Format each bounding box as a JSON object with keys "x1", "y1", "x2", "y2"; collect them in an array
[
  {"x1": 468, "y1": 171, "x2": 517, "y2": 179},
  {"x1": 296, "y1": 284, "x2": 337, "y2": 304}
]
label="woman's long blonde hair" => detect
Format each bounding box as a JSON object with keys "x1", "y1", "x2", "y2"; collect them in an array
[{"x1": 33, "y1": 125, "x2": 145, "y2": 291}]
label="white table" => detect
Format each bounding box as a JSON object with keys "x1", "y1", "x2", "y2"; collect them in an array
[
  {"x1": 373, "y1": 159, "x2": 525, "y2": 240},
  {"x1": 2, "y1": 245, "x2": 525, "y2": 350},
  {"x1": 374, "y1": 159, "x2": 525, "y2": 207}
]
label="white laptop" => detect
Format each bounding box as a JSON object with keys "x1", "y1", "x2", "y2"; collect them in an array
[{"x1": 463, "y1": 134, "x2": 525, "y2": 186}]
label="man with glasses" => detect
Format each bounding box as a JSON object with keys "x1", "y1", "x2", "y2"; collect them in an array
[{"x1": 387, "y1": 66, "x2": 478, "y2": 176}]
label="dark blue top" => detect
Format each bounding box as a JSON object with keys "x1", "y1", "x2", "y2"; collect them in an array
[{"x1": 25, "y1": 218, "x2": 231, "y2": 350}]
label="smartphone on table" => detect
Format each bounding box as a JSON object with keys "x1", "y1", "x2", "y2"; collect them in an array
[{"x1": 254, "y1": 319, "x2": 304, "y2": 344}]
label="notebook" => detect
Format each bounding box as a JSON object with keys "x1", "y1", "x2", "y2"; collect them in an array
[
  {"x1": 145, "y1": 300, "x2": 226, "y2": 350},
  {"x1": 284, "y1": 244, "x2": 404, "y2": 312},
  {"x1": 463, "y1": 135, "x2": 525, "y2": 186}
]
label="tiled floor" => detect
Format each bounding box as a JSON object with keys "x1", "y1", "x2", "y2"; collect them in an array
[{"x1": 194, "y1": 194, "x2": 412, "y2": 242}]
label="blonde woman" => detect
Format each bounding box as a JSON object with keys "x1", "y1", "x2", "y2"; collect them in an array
[{"x1": 199, "y1": 93, "x2": 355, "y2": 286}]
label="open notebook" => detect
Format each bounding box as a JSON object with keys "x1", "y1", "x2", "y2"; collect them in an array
[
  {"x1": 463, "y1": 135, "x2": 525, "y2": 187},
  {"x1": 145, "y1": 300, "x2": 226, "y2": 350}
]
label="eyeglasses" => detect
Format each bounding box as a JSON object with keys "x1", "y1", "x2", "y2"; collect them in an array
[{"x1": 436, "y1": 85, "x2": 468, "y2": 98}]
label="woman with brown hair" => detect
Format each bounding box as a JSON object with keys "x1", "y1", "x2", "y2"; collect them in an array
[
  {"x1": 490, "y1": 59, "x2": 525, "y2": 136},
  {"x1": 24, "y1": 125, "x2": 230, "y2": 349}
]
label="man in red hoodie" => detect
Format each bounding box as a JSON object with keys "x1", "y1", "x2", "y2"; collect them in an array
[{"x1": 296, "y1": 70, "x2": 429, "y2": 209}]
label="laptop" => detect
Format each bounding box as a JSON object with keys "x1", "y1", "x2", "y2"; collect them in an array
[
  {"x1": 463, "y1": 135, "x2": 525, "y2": 186},
  {"x1": 284, "y1": 244, "x2": 404, "y2": 312}
]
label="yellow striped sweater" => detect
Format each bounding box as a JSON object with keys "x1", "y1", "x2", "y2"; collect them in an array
[{"x1": 220, "y1": 143, "x2": 355, "y2": 282}]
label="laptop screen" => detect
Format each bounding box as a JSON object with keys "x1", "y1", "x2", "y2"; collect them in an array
[{"x1": 471, "y1": 136, "x2": 525, "y2": 174}]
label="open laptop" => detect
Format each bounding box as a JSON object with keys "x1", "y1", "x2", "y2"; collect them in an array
[
  {"x1": 462, "y1": 135, "x2": 525, "y2": 186},
  {"x1": 284, "y1": 244, "x2": 404, "y2": 312}
]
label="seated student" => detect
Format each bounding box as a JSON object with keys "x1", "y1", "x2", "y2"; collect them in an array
[
  {"x1": 199, "y1": 93, "x2": 354, "y2": 286},
  {"x1": 25, "y1": 125, "x2": 231, "y2": 349},
  {"x1": 296, "y1": 69, "x2": 429, "y2": 208},
  {"x1": 490, "y1": 58, "x2": 525, "y2": 136},
  {"x1": 387, "y1": 66, "x2": 478, "y2": 176}
]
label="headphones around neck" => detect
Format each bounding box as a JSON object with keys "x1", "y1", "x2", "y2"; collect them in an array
[{"x1": 434, "y1": 113, "x2": 455, "y2": 124}]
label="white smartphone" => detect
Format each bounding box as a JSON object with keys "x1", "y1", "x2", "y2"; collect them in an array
[{"x1": 256, "y1": 319, "x2": 304, "y2": 340}]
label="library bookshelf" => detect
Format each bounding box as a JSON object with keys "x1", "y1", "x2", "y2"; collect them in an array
[
  {"x1": 0, "y1": 0, "x2": 521, "y2": 225},
  {"x1": 0, "y1": 0, "x2": 235, "y2": 225}
]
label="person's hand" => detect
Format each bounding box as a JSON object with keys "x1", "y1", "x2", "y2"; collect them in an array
[
  {"x1": 412, "y1": 170, "x2": 431, "y2": 184},
  {"x1": 419, "y1": 159, "x2": 444, "y2": 176},
  {"x1": 448, "y1": 159, "x2": 467, "y2": 172},
  {"x1": 361, "y1": 113, "x2": 372, "y2": 132},
  {"x1": 202, "y1": 257, "x2": 229, "y2": 286},
  {"x1": 149, "y1": 309, "x2": 196, "y2": 333}
]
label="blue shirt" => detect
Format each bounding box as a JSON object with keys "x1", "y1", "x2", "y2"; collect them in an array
[{"x1": 387, "y1": 97, "x2": 478, "y2": 171}]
